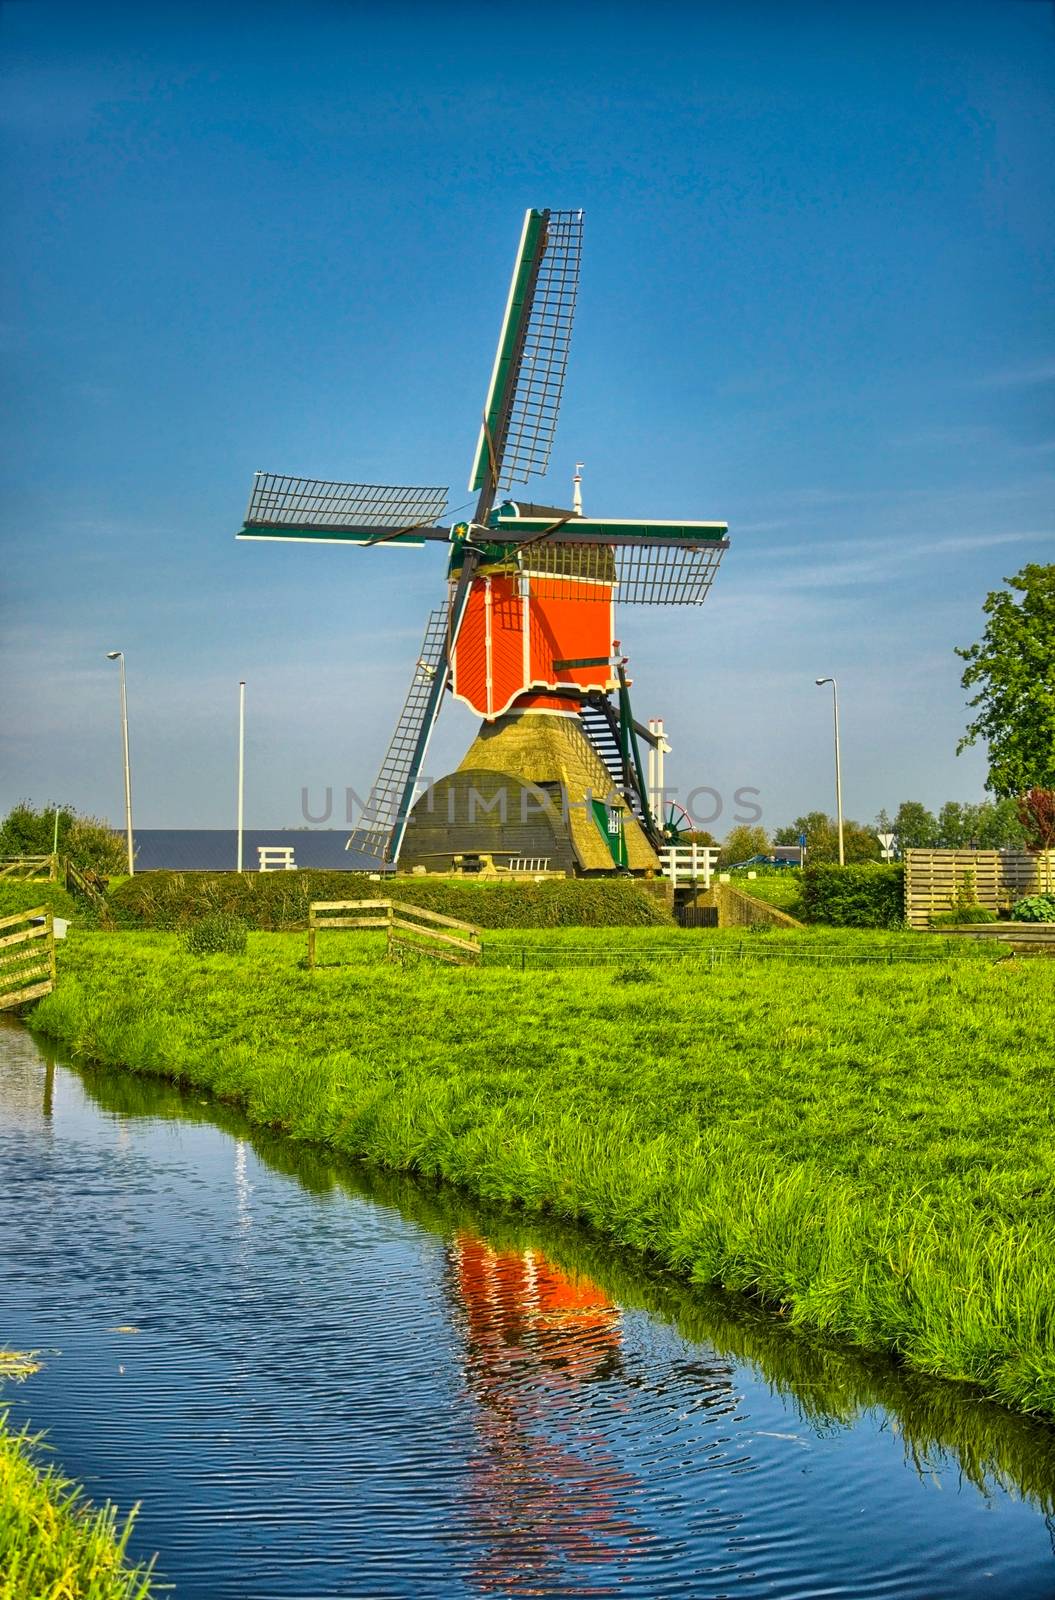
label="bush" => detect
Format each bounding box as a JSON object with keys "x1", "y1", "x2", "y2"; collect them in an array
[
  {"x1": 182, "y1": 913, "x2": 248, "y2": 955},
  {"x1": 801, "y1": 863, "x2": 904, "y2": 929},
  {"x1": 110, "y1": 872, "x2": 674, "y2": 932},
  {"x1": 930, "y1": 907, "x2": 999, "y2": 927},
  {"x1": 1011, "y1": 895, "x2": 1055, "y2": 924},
  {"x1": 1017, "y1": 789, "x2": 1055, "y2": 852},
  {"x1": 0, "y1": 881, "x2": 80, "y2": 921},
  {"x1": 0, "y1": 801, "x2": 126, "y2": 876}
]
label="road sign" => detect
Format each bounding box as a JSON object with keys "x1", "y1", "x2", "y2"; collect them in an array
[{"x1": 876, "y1": 832, "x2": 895, "y2": 850}]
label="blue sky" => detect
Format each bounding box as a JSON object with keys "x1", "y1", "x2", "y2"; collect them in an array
[{"x1": 2, "y1": 0, "x2": 1053, "y2": 834}]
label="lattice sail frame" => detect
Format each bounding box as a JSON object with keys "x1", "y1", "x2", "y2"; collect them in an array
[
  {"x1": 245, "y1": 473, "x2": 448, "y2": 531},
  {"x1": 517, "y1": 538, "x2": 727, "y2": 606},
  {"x1": 469, "y1": 209, "x2": 583, "y2": 495}
]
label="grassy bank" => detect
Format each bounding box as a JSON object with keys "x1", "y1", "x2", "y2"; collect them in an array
[
  {"x1": 0, "y1": 1412, "x2": 155, "y2": 1600},
  {"x1": 31, "y1": 929, "x2": 1055, "y2": 1416},
  {"x1": 726, "y1": 869, "x2": 804, "y2": 917}
]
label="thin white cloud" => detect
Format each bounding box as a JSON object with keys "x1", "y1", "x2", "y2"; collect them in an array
[{"x1": 975, "y1": 359, "x2": 1055, "y2": 390}]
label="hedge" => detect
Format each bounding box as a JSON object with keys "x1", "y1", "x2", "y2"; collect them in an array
[
  {"x1": 108, "y1": 872, "x2": 674, "y2": 931},
  {"x1": 0, "y1": 880, "x2": 80, "y2": 922},
  {"x1": 801, "y1": 863, "x2": 905, "y2": 929}
]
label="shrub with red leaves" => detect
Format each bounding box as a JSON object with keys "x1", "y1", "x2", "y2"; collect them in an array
[{"x1": 1017, "y1": 788, "x2": 1055, "y2": 851}]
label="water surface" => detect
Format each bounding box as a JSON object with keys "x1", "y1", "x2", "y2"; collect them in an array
[{"x1": 2, "y1": 1019, "x2": 1054, "y2": 1598}]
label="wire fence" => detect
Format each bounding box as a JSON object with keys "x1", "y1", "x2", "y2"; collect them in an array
[{"x1": 481, "y1": 940, "x2": 1001, "y2": 971}]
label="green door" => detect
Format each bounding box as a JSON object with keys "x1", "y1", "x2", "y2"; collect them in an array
[{"x1": 591, "y1": 799, "x2": 628, "y2": 868}]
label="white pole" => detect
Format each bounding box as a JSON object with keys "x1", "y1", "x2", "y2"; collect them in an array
[
  {"x1": 107, "y1": 652, "x2": 134, "y2": 876},
  {"x1": 832, "y1": 681, "x2": 844, "y2": 867},
  {"x1": 656, "y1": 719, "x2": 668, "y2": 818},
  {"x1": 816, "y1": 676, "x2": 844, "y2": 866},
  {"x1": 647, "y1": 719, "x2": 656, "y2": 819},
  {"x1": 237, "y1": 680, "x2": 246, "y2": 874},
  {"x1": 573, "y1": 462, "x2": 584, "y2": 517}
]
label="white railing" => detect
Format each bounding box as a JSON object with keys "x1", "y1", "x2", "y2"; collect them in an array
[
  {"x1": 257, "y1": 846, "x2": 297, "y2": 872},
  {"x1": 659, "y1": 844, "x2": 719, "y2": 889}
]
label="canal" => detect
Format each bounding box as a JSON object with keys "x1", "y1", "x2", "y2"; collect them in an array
[{"x1": 2, "y1": 1018, "x2": 1054, "y2": 1598}]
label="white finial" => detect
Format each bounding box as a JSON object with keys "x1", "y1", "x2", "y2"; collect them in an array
[{"x1": 573, "y1": 461, "x2": 584, "y2": 517}]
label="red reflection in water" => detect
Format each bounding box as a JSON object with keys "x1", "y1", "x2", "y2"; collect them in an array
[{"x1": 451, "y1": 1234, "x2": 648, "y2": 1595}]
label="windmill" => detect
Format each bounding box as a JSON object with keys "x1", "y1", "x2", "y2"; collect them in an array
[{"x1": 237, "y1": 209, "x2": 728, "y2": 875}]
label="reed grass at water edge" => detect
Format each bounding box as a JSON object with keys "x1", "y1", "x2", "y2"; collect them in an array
[{"x1": 30, "y1": 928, "x2": 1055, "y2": 1418}]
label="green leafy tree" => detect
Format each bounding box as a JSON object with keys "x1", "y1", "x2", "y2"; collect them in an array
[
  {"x1": 719, "y1": 824, "x2": 770, "y2": 866},
  {"x1": 936, "y1": 801, "x2": 970, "y2": 848},
  {"x1": 957, "y1": 564, "x2": 1055, "y2": 798},
  {"x1": 0, "y1": 801, "x2": 127, "y2": 876},
  {"x1": 974, "y1": 797, "x2": 1026, "y2": 849},
  {"x1": 893, "y1": 800, "x2": 939, "y2": 850},
  {"x1": 777, "y1": 813, "x2": 878, "y2": 863}
]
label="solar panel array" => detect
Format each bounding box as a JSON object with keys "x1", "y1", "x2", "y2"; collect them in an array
[
  {"x1": 517, "y1": 538, "x2": 727, "y2": 605},
  {"x1": 497, "y1": 210, "x2": 583, "y2": 489},
  {"x1": 245, "y1": 473, "x2": 448, "y2": 530}
]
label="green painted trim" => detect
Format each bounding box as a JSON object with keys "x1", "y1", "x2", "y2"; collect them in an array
[
  {"x1": 468, "y1": 210, "x2": 546, "y2": 493},
  {"x1": 237, "y1": 525, "x2": 427, "y2": 548},
  {"x1": 491, "y1": 513, "x2": 728, "y2": 544}
]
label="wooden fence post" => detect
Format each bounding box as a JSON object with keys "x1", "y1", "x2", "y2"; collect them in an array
[
  {"x1": 307, "y1": 907, "x2": 316, "y2": 970},
  {"x1": 47, "y1": 911, "x2": 56, "y2": 986}
]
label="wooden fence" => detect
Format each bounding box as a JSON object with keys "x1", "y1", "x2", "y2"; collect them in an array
[
  {"x1": 0, "y1": 855, "x2": 58, "y2": 882},
  {"x1": 904, "y1": 849, "x2": 1055, "y2": 928},
  {"x1": 0, "y1": 907, "x2": 57, "y2": 1010},
  {"x1": 0, "y1": 853, "x2": 108, "y2": 912},
  {"x1": 308, "y1": 900, "x2": 481, "y2": 968},
  {"x1": 659, "y1": 844, "x2": 720, "y2": 889}
]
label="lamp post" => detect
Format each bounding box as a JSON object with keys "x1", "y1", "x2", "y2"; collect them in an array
[
  {"x1": 106, "y1": 652, "x2": 135, "y2": 875},
  {"x1": 237, "y1": 680, "x2": 246, "y2": 873},
  {"x1": 815, "y1": 676, "x2": 844, "y2": 866}
]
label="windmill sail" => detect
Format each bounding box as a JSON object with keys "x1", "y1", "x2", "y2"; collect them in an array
[
  {"x1": 346, "y1": 605, "x2": 453, "y2": 863},
  {"x1": 469, "y1": 209, "x2": 584, "y2": 498},
  {"x1": 239, "y1": 473, "x2": 449, "y2": 544}
]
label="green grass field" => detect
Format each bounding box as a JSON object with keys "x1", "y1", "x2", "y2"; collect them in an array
[
  {"x1": 30, "y1": 926, "x2": 1055, "y2": 1417},
  {"x1": 0, "y1": 1412, "x2": 155, "y2": 1600},
  {"x1": 727, "y1": 869, "x2": 805, "y2": 917}
]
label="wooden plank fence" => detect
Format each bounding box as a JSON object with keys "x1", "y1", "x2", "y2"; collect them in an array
[
  {"x1": 904, "y1": 849, "x2": 1055, "y2": 928},
  {"x1": 308, "y1": 900, "x2": 481, "y2": 968},
  {"x1": 0, "y1": 907, "x2": 57, "y2": 1010},
  {"x1": 0, "y1": 855, "x2": 58, "y2": 882}
]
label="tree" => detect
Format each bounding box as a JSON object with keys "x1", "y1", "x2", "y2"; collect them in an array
[
  {"x1": 957, "y1": 564, "x2": 1055, "y2": 798},
  {"x1": 973, "y1": 798, "x2": 1025, "y2": 849},
  {"x1": 936, "y1": 801, "x2": 970, "y2": 848},
  {"x1": 776, "y1": 813, "x2": 878, "y2": 863},
  {"x1": 719, "y1": 824, "x2": 770, "y2": 866},
  {"x1": 1018, "y1": 788, "x2": 1055, "y2": 851},
  {"x1": 0, "y1": 801, "x2": 127, "y2": 875},
  {"x1": 893, "y1": 800, "x2": 939, "y2": 850}
]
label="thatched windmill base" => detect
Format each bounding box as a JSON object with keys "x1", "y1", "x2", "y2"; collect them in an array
[{"x1": 398, "y1": 712, "x2": 658, "y2": 876}]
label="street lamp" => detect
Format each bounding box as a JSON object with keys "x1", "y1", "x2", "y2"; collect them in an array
[
  {"x1": 106, "y1": 652, "x2": 135, "y2": 875},
  {"x1": 815, "y1": 677, "x2": 844, "y2": 866},
  {"x1": 237, "y1": 680, "x2": 246, "y2": 873}
]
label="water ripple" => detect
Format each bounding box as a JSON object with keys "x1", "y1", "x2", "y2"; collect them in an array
[{"x1": 1, "y1": 1021, "x2": 1054, "y2": 1599}]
